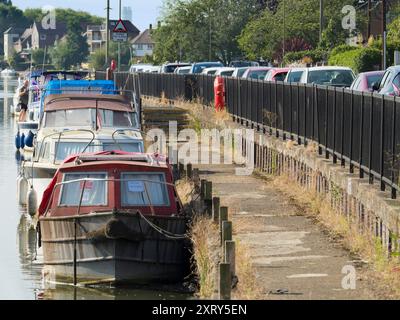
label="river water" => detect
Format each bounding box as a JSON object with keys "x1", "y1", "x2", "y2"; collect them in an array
[{"x1": 0, "y1": 76, "x2": 190, "y2": 300}]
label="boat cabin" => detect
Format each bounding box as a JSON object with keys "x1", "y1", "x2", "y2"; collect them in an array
[
  {"x1": 40, "y1": 152, "x2": 182, "y2": 218},
  {"x1": 34, "y1": 94, "x2": 144, "y2": 164}
]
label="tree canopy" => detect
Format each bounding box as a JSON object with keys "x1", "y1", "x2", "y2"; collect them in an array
[{"x1": 152, "y1": 0, "x2": 259, "y2": 64}]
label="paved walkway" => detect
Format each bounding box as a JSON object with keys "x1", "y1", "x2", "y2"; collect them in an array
[{"x1": 197, "y1": 164, "x2": 377, "y2": 300}]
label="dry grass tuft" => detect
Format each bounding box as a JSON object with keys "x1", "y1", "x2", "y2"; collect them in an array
[
  {"x1": 175, "y1": 179, "x2": 195, "y2": 206},
  {"x1": 189, "y1": 215, "x2": 220, "y2": 299},
  {"x1": 233, "y1": 241, "x2": 263, "y2": 300}
]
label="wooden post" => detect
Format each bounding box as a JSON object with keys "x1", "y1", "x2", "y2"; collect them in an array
[
  {"x1": 204, "y1": 181, "x2": 213, "y2": 216},
  {"x1": 200, "y1": 179, "x2": 207, "y2": 200},
  {"x1": 179, "y1": 162, "x2": 185, "y2": 179},
  {"x1": 225, "y1": 240, "x2": 236, "y2": 279},
  {"x1": 219, "y1": 263, "x2": 231, "y2": 300},
  {"x1": 213, "y1": 197, "x2": 220, "y2": 224},
  {"x1": 187, "y1": 163, "x2": 193, "y2": 179},
  {"x1": 219, "y1": 207, "x2": 228, "y2": 244},
  {"x1": 222, "y1": 221, "x2": 233, "y2": 245}
]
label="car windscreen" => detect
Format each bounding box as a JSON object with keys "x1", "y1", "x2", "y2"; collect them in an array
[
  {"x1": 367, "y1": 74, "x2": 384, "y2": 89},
  {"x1": 308, "y1": 70, "x2": 354, "y2": 87},
  {"x1": 249, "y1": 70, "x2": 268, "y2": 80},
  {"x1": 287, "y1": 71, "x2": 303, "y2": 82},
  {"x1": 193, "y1": 63, "x2": 222, "y2": 73},
  {"x1": 274, "y1": 72, "x2": 288, "y2": 82}
]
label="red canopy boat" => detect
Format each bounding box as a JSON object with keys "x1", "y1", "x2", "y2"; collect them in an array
[{"x1": 38, "y1": 151, "x2": 189, "y2": 285}]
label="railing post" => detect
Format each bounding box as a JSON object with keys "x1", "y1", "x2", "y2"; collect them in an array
[
  {"x1": 204, "y1": 181, "x2": 213, "y2": 216},
  {"x1": 225, "y1": 240, "x2": 236, "y2": 280}
]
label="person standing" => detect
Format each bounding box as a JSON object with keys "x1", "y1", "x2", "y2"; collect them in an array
[{"x1": 18, "y1": 80, "x2": 29, "y2": 122}]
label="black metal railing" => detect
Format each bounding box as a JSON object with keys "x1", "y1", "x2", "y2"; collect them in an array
[{"x1": 95, "y1": 71, "x2": 400, "y2": 199}]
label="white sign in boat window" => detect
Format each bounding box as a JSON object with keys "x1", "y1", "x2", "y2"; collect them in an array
[
  {"x1": 60, "y1": 173, "x2": 107, "y2": 206},
  {"x1": 121, "y1": 173, "x2": 169, "y2": 206}
]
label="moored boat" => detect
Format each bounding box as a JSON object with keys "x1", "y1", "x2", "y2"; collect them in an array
[{"x1": 38, "y1": 151, "x2": 189, "y2": 285}]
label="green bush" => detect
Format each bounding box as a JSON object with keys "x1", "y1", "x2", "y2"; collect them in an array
[
  {"x1": 328, "y1": 46, "x2": 381, "y2": 73},
  {"x1": 329, "y1": 44, "x2": 354, "y2": 57},
  {"x1": 354, "y1": 48, "x2": 382, "y2": 73},
  {"x1": 283, "y1": 49, "x2": 326, "y2": 65},
  {"x1": 369, "y1": 38, "x2": 400, "y2": 67}
]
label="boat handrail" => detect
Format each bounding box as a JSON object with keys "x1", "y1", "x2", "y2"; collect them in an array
[
  {"x1": 43, "y1": 177, "x2": 182, "y2": 218},
  {"x1": 111, "y1": 129, "x2": 143, "y2": 152},
  {"x1": 34, "y1": 129, "x2": 96, "y2": 164}
]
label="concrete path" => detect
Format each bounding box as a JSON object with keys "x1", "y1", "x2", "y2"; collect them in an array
[{"x1": 197, "y1": 164, "x2": 377, "y2": 300}]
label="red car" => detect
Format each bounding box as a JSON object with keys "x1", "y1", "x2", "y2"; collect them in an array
[
  {"x1": 265, "y1": 68, "x2": 291, "y2": 82},
  {"x1": 350, "y1": 71, "x2": 385, "y2": 92}
]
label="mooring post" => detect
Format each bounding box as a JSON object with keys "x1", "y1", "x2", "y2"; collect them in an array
[
  {"x1": 187, "y1": 163, "x2": 193, "y2": 179},
  {"x1": 213, "y1": 197, "x2": 220, "y2": 224},
  {"x1": 179, "y1": 162, "x2": 185, "y2": 179},
  {"x1": 225, "y1": 240, "x2": 236, "y2": 280},
  {"x1": 200, "y1": 179, "x2": 207, "y2": 200},
  {"x1": 219, "y1": 207, "x2": 228, "y2": 244},
  {"x1": 219, "y1": 263, "x2": 231, "y2": 300},
  {"x1": 204, "y1": 181, "x2": 213, "y2": 216},
  {"x1": 222, "y1": 221, "x2": 233, "y2": 245}
]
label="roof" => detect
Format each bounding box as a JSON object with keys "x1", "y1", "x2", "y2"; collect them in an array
[
  {"x1": 61, "y1": 153, "x2": 168, "y2": 170},
  {"x1": 43, "y1": 94, "x2": 133, "y2": 112},
  {"x1": 131, "y1": 29, "x2": 153, "y2": 45},
  {"x1": 4, "y1": 27, "x2": 24, "y2": 35},
  {"x1": 307, "y1": 66, "x2": 354, "y2": 71}
]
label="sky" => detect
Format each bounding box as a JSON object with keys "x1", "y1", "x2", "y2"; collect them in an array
[{"x1": 11, "y1": 0, "x2": 164, "y2": 31}]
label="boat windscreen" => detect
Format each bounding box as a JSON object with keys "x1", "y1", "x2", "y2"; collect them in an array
[
  {"x1": 60, "y1": 173, "x2": 107, "y2": 206},
  {"x1": 121, "y1": 173, "x2": 169, "y2": 207}
]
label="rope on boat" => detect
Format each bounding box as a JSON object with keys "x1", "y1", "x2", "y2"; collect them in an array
[{"x1": 137, "y1": 211, "x2": 188, "y2": 240}]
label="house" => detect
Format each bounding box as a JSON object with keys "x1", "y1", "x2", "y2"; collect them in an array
[
  {"x1": 86, "y1": 20, "x2": 140, "y2": 54},
  {"x1": 131, "y1": 27, "x2": 155, "y2": 58},
  {"x1": 31, "y1": 21, "x2": 68, "y2": 50},
  {"x1": 3, "y1": 27, "x2": 24, "y2": 60}
]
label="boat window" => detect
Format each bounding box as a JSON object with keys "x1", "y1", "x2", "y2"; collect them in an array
[
  {"x1": 45, "y1": 109, "x2": 94, "y2": 128},
  {"x1": 59, "y1": 173, "x2": 107, "y2": 207},
  {"x1": 103, "y1": 142, "x2": 143, "y2": 153},
  {"x1": 98, "y1": 110, "x2": 137, "y2": 128},
  {"x1": 121, "y1": 173, "x2": 169, "y2": 207},
  {"x1": 55, "y1": 142, "x2": 96, "y2": 162}
]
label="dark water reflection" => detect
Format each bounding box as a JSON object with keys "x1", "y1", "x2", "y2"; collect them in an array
[{"x1": 0, "y1": 76, "x2": 191, "y2": 300}]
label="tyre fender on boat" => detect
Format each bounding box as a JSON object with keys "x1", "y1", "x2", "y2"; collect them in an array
[
  {"x1": 20, "y1": 133, "x2": 25, "y2": 149},
  {"x1": 24, "y1": 130, "x2": 34, "y2": 148},
  {"x1": 15, "y1": 132, "x2": 21, "y2": 150},
  {"x1": 17, "y1": 174, "x2": 28, "y2": 205},
  {"x1": 27, "y1": 186, "x2": 38, "y2": 216}
]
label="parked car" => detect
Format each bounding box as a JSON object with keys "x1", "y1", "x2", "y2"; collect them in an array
[
  {"x1": 284, "y1": 68, "x2": 306, "y2": 83},
  {"x1": 232, "y1": 67, "x2": 250, "y2": 78},
  {"x1": 375, "y1": 66, "x2": 400, "y2": 96},
  {"x1": 129, "y1": 64, "x2": 155, "y2": 73},
  {"x1": 242, "y1": 67, "x2": 272, "y2": 80},
  {"x1": 215, "y1": 67, "x2": 236, "y2": 77},
  {"x1": 161, "y1": 62, "x2": 192, "y2": 73},
  {"x1": 265, "y1": 68, "x2": 290, "y2": 82},
  {"x1": 190, "y1": 62, "x2": 224, "y2": 74},
  {"x1": 201, "y1": 67, "x2": 222, "y2": 75},
  {"x1": 174, "y1": 66, "x2": 192, "y2": 74},
  {"x1": 229, "y1": 61, "x2": 259, "y2": 68},
  {"x1": 299, "y1": 66, "x2": 355, "y2": 87},
  {"x1": 350, "y1": 71, "x2": 385, "y2": 92}
]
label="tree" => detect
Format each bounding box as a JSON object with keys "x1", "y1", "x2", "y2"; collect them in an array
[
  {"x1": 152, "y1": 0, "x2": 259, "y2": 64},
  {"x1": 238, "y1": 0, "x2": 362, "y2": 62},
  {"x1": 49, "y1": 21, "x2": 89, "y2": 69},
  {"x1": 88, "y1": 42, "x2": 132, "y2": 70}
]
